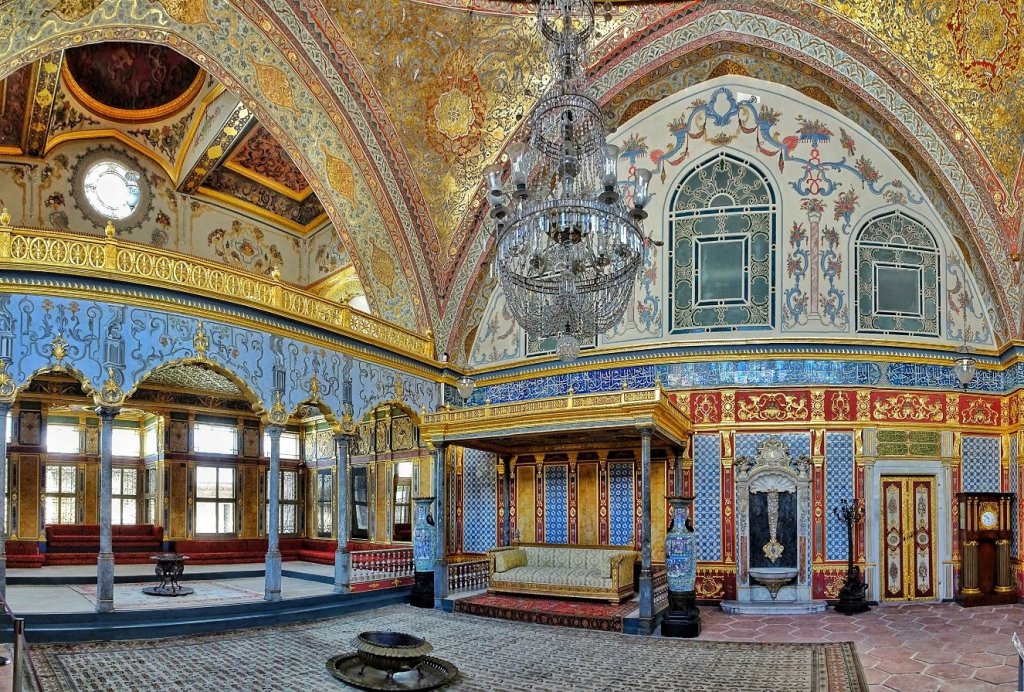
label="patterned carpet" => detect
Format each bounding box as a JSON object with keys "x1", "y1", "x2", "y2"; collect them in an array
[
  {"x1": 454, "y1": 592, "x2": 637, "y2": 632},
  {"x1": 69, "y1": 581, "x2": 263, "y2": 609},
  {"x1": 30, "y1": 604, "x2": 868, "y2": 691}
]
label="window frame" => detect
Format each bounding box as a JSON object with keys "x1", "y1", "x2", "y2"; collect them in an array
[
  {"x1": 43, "y1": 463, "x2": 78, "y2": 525},
  {"x1": 316, "y1": 468, "x2": 333, "y2": 538},
  {"x1": 192, "y1": 422, "x2": 238, "y2": 456},
  {"x1": 194, "y1": 465, "x2": 237, "y2": 535},
  {"x1": 111, "y1": 466, "x2": 139, "y2": 525}
]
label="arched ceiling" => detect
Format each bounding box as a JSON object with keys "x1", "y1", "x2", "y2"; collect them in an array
[{"x1": 0, "y1": 0, "x2": 1021, "y2": 355}]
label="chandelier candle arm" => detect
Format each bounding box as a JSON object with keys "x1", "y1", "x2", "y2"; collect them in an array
[{"x1": 484, "y1": 0, "x2": 654, "y2": 363}]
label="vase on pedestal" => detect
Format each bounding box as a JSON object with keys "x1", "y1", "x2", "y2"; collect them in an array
[
  {"x1": 662, "y1": 495, "x2": 700, "y2": 637},
  {"x1": 410, "y1": 496, "x2": 435, "y2": 608}
]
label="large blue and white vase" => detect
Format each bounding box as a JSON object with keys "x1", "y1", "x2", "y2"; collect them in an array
[
  {"x1": 665, "y1": 496, "x2": 697, "y2": 593},
  {"x1": 413, "y1": 497, "x2": 436, "y2": 573}
]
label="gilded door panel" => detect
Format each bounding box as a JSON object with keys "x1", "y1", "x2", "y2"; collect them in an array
[{"x1": 880, "y1": 475, "x2": 936, "y2": 601}]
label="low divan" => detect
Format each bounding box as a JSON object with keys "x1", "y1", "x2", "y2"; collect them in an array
[{"x1": 487, "y1": 543, "x2": 637, "y2": 603}]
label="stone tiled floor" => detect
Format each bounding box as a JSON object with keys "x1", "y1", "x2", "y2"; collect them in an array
[{"x1": 697, "y1": 603, "x2": 1023, "y2": 691}]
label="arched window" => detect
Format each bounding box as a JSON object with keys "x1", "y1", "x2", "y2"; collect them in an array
[
  {"x1": 669, "y1": 153, "x2": 776, "y2": 333},
  {"x1": 854, "y1": 212, "x2": 939, "y2": 337}
]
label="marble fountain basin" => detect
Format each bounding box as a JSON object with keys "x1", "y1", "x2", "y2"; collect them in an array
[{"x1": 748, "y1": 567, "x2": 798, "y2": 600}]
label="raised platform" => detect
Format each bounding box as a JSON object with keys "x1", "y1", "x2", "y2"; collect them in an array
[{"x1": 720, "y1": 600, "x2": 828, "y2": 615}]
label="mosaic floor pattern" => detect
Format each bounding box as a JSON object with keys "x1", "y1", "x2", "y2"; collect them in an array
[{"x1": 32, "y1": 604, "x2": 865, "y2": 691}]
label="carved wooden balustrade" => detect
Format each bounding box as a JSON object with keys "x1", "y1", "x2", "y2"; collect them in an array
[
  {"x1": 447, "y1": 558, "x2": 489, "y2": 593},
  {"x1": 350, "y1": 547, "x2": 414, "y2": 583}
]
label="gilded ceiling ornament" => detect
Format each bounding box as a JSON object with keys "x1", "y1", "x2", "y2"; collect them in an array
[
  {"x1": 150, "y1": 0, "x2": 213, "y2": 26},
  {"x1": 0, "y1": 208, "x2": 9, "y2": 227},
  {"x1": 322, "y1": 149, "x2": 355, "y2": 201},
  {"x1": 253, "y1": 62, "x2": 297, "y2": 113},
  {"x1": 308, "y1": 374, "x2": 321, "y2": 401},
  {"x1": 99, "y1": 366, "x2": 124, "y2": 406},
  {"x1": 193, "y1": 320, "x2": 209, "y2": 357},
  {"x1": 46, "y1": 0, "x2": 102, "y2": 23},
  {"x1": 394, "y1": 375, "x2": 404, "y2": 402},
  {"x1": 370, "y1": 241, "x2": 396, "y2": 295},
  {"x1": 341, "y1": 401, "x2": 356, "y2": 435}
]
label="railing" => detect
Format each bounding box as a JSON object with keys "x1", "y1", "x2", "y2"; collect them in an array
[
  {"x1": 448, "y1": 558, "x2": 489, "y2": 593},
  {"x1": 350, "y1": 547, "x2": 414, "y2": 583},
  {"x1": 653, "y1": 568, "x2": 669, "y2": 609},
  {"x1": 0, "y1": 596, "x2": 41, "y2": 691},
  {"x1": 0, "y1": 224, "x2": 435, "y2": 363}
]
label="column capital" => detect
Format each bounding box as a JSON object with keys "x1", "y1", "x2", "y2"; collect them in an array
[
  {"x1": 264, "y1": 423, "x2": 284, "y2": 439},
  {"x1": 94, "y1": 405, "x2": 120, "y2": 421},
  {"x1": 333, "y1": 430, "x2": 354, "y2": 442}
]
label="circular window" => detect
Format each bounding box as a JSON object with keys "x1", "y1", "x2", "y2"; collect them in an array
[
  {"x1": 70, "y1": 146, "x2": 153, "y2": 232},
  {"x1": 83, "y1": 161, "x2": 141, "y2": 220}
]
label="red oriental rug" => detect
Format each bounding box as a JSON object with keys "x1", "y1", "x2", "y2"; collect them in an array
[{"x1": 453, "y1": 592, "x2": 636, "y2": 632}]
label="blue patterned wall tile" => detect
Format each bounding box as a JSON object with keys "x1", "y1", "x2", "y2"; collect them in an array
[
  {"x1": 462, "y1": 449, "x2": 498, "y2": 553},
  {"x1": 693, "y1": 434, "x2": 721, "y2": 561},
  {"x1": 608, "y1": 463, "x2": 635, "y2": 546},
  {"x1": 735, "y1": 432, "x2": 811, "y2": 462},
  {"x1": 544, "y1": 465, "x2": 568, "y2": 544},
  {"x1": 962, "y1": 436, "x2": 1001, "y2": 493},
  {"x1": 825, "y1": 432, "x2": 855, "y2": 561}
]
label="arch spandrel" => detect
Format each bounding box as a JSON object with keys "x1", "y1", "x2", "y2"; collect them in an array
[{"x1": 0, "y1": 1, "x2": 431, "y2": 334}]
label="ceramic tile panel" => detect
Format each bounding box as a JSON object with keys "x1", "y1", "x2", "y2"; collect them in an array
[
  {"x1": 1010, "y1": 435, "x2": 1019, "y2": 558},
  {"x1": 735, "y1": 432, "x2": 811, "y2": 463},
  {"x1": 462, "y1": 449, "x2": 498, "y2": 554},
  {"x1": 693, "y1": 434, "x2": 722, "y2": 562},
  {"x1": 608, "y1": 462, "x2": 635, "y2": 547},
  {"x1": 961, "y1": 435, "x2": 1001, "y2": 493},
  {"x1": 825, "y1": 432, "x2": 855, "y2": 561},
  {"x1": 544, "y1": 465, "x2": 568, "y2": 544}
]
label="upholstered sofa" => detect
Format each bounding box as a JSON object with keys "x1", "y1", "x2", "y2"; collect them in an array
[{"x1": 487, "y1": 543, "x2": 638, "y2": 603}]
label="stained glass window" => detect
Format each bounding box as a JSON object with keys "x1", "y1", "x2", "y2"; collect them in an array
[
  {"x1": 669, "y1": 153, "x2": 776, "y2": 333},
  {"x1": 316, "y1": 469, "x2": 333, "y2": 538},
  {"x1": 111, "y1": 467, "x2": 138, "y2": 524},
  {"x1": 855, "y1": 212, "x2": 939, "y2": 337}
]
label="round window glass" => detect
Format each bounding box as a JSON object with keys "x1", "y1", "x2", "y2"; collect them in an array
[{"x1": 82, "y1": 161, "x2": 142, "y2": 220}]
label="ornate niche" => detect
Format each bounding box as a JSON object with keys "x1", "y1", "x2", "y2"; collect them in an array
[{"x1": 729, "y1": 437, "x2": 823, "y2": 611}]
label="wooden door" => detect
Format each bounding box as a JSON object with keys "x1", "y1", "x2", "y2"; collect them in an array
[{"x1": 880, "y1": 475, "x2": 937, "y2": 601}]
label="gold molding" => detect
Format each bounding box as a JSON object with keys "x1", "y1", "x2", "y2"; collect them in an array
[
  {"x1": 60, "y1": 60, "x2": 206, "y2": 124},
  {"x1": 0, "y1": 225, "x2": 434, "y2": 364},
  {"x1": 171, "y1": 83, "x2": 225, "y2": 181},
  {"x1": 45, "y1": 129, "x2": 176, "y2": 178},
  {"x1": 196, "y1": 186, "x2": 326, "y2": 235}
]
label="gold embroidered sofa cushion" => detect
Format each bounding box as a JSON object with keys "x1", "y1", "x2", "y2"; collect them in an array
[{"x1": 486, "y1": 543, "x2": 637, "y2": 603}]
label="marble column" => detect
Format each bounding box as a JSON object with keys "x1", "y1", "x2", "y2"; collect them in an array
[
  {"x1": 432, "y1": 443, "x2": 448, "y2": 605},
  {"x1": 264, "y1": 424, "x2": 282, "y2": 602},
  {"x1": 638, "y1": 426, "x2": 654, "y2": 633},
  {"x1": 501, "y1": 454, "x2": 512, "y2": 546},
  {"x1": 333, "y1": 432, "x2": 352, "y2": 594},
  {"x1": 96, "y1": 405, "x2": 120, "y2": 613},
  {"x1": 0, "y1": 402, "x2": 10, "y2": 601}
]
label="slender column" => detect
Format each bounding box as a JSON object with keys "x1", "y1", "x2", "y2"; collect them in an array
[
  {"x1": 264, "y1": 424, "x2": 283, "y2": 602},
  {"x1": 96, "y1": 405, "x2": 120, "y2": 613},
  {"x1": 501, "y1": 454, "x2": 512, "y2": 546},
  {"x1": 0, "y1": 403, "x2": 10, "y2": 601},
  {"x1": 333, "y1": 433, "x2": 352, "y2": 593},
  {"x1": 638, "y1": 426, "x2": 654, "y2": 632},
  {"x1": 432, "y1": 443, "x2": 448, "y2": 605},
  {"x1": 673, "y1": 448, "x2": 683, "y2": 497}
]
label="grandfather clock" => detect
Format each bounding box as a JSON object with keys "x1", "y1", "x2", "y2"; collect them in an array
[{"x1": 956, "y1": 492, "x2": 1017, "y2": 606}]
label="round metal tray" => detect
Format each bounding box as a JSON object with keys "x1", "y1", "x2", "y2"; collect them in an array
[{"x1": 326, "y1": 653, "x2": 458, "y2": 691}]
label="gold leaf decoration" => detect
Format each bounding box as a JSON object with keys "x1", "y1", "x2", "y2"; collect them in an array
[
  {"x1": 193, "y1": 320, "x2": 209, "y2": 358},
  {"x1": 370, "y1": 241, "x2": 396, "y2": 295},
  {"x1": 872, "y1": 393, "x2": 943, "y2": 422},
  {"x1": 269, "y1": 389, "x2": 287, "y2": 425},
  {"x1": 151, "y1": 0, "x2": 213, "y2": 25},
  {"x1": 0, "y1": 360, "x2": 15, "y2": 401},
  {"x1": 253, "y1": 62, "x2": 296, "y2": 112},
  {"x1": 100, "y1": 367, "x2": 124, "y2": 406},
  {"x1": 47, "y1": 0, "x2": 102, "y2": 23},
  {"x1": 323, "y1": 150, "x2": 355, "y2": 201}
]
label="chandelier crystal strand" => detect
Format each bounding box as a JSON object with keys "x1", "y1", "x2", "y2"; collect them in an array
[{"x1": 485, "y1": 0, "x2": 653, "y2": 362}]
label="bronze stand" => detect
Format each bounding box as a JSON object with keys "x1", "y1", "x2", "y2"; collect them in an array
[
  {"x1": 409, "y1": 571, "x2": 434, "y2": 609},
  {"x1": 832, "y1": 498, "x2": 869, "y2": 615}
]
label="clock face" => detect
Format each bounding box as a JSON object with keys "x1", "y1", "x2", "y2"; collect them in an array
[{"x1": 980, "y1": 508, "x2": 998, "y2": 529}]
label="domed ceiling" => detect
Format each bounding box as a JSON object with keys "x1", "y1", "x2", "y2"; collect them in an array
[
  {"x1": 63, "y1": 42, "x2": 203, "y2": 119},
  {"x1": 0, "y1": 1, "x2": 1022, "y2": 352}
]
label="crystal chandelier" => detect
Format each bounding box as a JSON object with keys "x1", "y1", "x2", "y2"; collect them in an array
[{"x1": 484, "y1": 0, "x2": 653, "y2": 362}]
